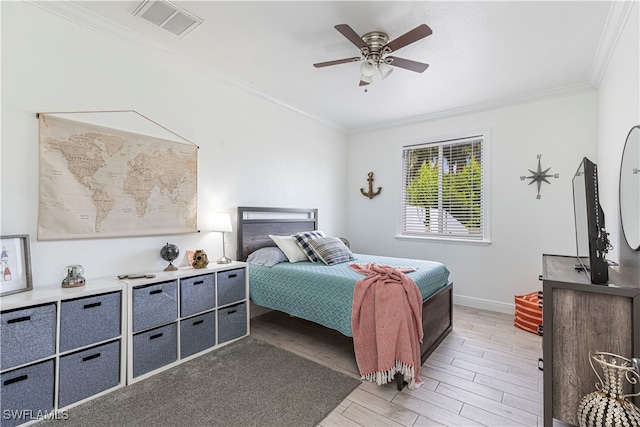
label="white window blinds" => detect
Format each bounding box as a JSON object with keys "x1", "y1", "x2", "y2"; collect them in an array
[{"x1": 402, "y1": 135, "x2": 485, "y2": 241}]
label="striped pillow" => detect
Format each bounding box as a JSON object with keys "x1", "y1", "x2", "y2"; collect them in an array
[
  {"x1": 308, "y1": 237, "x2": 355, "y2": 265},
  {"x1": 293, "y1": 230, "x2": 326, "y2": 262}
]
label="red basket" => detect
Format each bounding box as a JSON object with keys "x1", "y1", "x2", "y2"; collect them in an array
[{"x1": 514, "y1": 291, "x2": 543, "y2": 336}]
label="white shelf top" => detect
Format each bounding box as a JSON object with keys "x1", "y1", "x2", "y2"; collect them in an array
[
  {"x1": 116, "y1": 261, "x2": 247, "y2": 288},
  {"x1": 0, "y1": 261, "x2": 248, "y2": 311},
  {"x1": 0, "y1": 278, "x2": 122, "y2": 311}
]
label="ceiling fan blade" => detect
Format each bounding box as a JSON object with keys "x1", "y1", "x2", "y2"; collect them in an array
[
  {"x1": 386, "y1": 56, "x2": 429, "y2": 73},
  {"x1": 335, "y1": 24, "x2": 369, "y2": 51},
  {"x1": 313, "y1": 57, "x2": 362, "y2": 68},
  {"x1": 383, "y1": 24, "x2": 432, "y2": 53}
]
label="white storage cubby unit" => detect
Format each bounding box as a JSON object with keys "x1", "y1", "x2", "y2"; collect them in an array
[
  {"x1": 121, "y1": 261, "x2": 248, "y2": 384},
  {"x1": 0, "y1": 280, "x2": 126, "y2": 426}
]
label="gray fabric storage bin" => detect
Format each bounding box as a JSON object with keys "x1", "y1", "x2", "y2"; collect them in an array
[
  {"x1": 132, "y1": 280, "x2": 178, "y2": 332},
  {"x1": 218, "y1": 302, "x2": 247, "y2": 344},
  {"x1": 180, "y1": 311, "x2": 216, "y2": 359},
  {"x1": 133, "y1": 322, "x2": 177, "y2": 378},
  {"x1": 217, "y1": 268, "x2": 246, "y2": 306},
  {"x1": 59, "y1": 292, "x2": 121, "y2": 352},
  {"x1": 0, "y1": 359, "x2": 54, "y2": 427},
  {"x1": 180, "y1": 273, "x2": 215, "y2": 317},
  {"x1": 1, "y1": 303, "x2": 56, "y2": 371},
  {"x1": 58, "y1": 340, "x2": 120, "y2": 408}
]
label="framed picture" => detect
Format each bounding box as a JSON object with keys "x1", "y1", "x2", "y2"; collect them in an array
[{"x1": 0, "y1": 235, "x2": 33, "y2": 297}]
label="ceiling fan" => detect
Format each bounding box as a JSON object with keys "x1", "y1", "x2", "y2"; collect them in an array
[{"x1": 313, "y1": 23, "x2": 432, "y2": 86}]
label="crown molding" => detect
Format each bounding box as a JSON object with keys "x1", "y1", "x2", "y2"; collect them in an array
[
  {"x1": 349, "y1": 82, "x2": 596, "y2": 135},
  {"x1": 588, "y1": 0, "x2": 636, "y2": 88},
  {"x1": 27, "y1": 1, "x2": 624, "y2": 136},
  {"x1": 27, "y1": 0, "x2": 347, "y2": 133}
]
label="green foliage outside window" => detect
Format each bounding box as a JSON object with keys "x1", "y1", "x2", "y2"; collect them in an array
[{"x1": 405, "y1": 146, "x2": 482, "y2": 231}]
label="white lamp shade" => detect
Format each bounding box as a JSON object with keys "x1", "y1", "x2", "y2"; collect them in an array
[
  {"x1": 378, "y1": 62, "x2": 393, "y2": 79},
  {"x1": 210, "y1": 212, "x2": 232, "y2": 232},
  {"x1": 360, "y1": 59, "x2": 376, "y2": 77}
]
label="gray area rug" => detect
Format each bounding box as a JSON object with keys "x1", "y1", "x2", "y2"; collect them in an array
[{"x1": 40, "y1": 336, "x2": 360, "y2": 427}]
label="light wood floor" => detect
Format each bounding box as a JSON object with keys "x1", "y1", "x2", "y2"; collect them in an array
[{"x1": 250, "y1": 305, "x2": 543, "y2": 427}]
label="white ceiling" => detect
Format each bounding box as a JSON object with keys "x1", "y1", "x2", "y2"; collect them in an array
[{"x1": 41, "y1": 1, "x2": 619, "y2": 133}]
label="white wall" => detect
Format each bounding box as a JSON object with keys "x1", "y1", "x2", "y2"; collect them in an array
[
  {"x1": 345, "y1": 3, "x2": 640, "y2": 313},
  {"x1": 596, "y1": 2, "x2": 640, "y2": 269},
  {"x1": 3, "y1": 1, "x2": 637, "y2": 312},
  {"x1": 1, "y1": 2, "x2": 348, "y2": 287},
  {"x1": 347, "y1": 91, "x2": 598, "y2": 312}
]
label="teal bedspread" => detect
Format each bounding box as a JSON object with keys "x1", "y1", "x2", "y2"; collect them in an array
[{"x1": 249, "y1": 253, "x2": 450, "y2": 337}]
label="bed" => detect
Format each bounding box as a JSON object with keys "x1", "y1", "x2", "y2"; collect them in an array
[{"x1": 237, "y1": 206, "x2": 453, "y2": 385}]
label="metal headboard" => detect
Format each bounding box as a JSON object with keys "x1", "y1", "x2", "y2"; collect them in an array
[{"x1": 236, "y1": 207, "x2": 318, "y2": 261}]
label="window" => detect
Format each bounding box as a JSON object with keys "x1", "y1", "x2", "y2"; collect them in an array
[{"x1": 401, "y1": 134, "x2": 488, "y2": 242}]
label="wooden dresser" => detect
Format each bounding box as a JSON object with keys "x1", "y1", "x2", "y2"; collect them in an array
[{"x1": 542, "y1": 254, "x2": 640, "y2": 426}]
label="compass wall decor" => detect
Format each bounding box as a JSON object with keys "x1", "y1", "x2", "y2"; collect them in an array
[{"x1": 520, "y1": 154, "x2": 559, "y2": 199}]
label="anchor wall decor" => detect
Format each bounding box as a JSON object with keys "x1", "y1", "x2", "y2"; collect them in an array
[{"x1": 360, "y1": 172, "x2": 382, "y2": 199}]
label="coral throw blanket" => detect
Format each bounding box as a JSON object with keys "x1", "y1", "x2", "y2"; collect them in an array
[{"x1": 350, "y1": 263, "x2": 424, "y2": 389}]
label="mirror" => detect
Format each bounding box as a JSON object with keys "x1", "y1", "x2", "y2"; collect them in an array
[{"x1": 620, "y1": 125, "x2": 640, "y2": 250}]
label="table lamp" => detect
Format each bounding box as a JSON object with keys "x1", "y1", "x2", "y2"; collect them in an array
[{"x1": 211, "y1": 212, "x2": 233, "y2": 264}]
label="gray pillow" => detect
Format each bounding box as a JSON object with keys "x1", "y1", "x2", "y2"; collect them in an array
[{"x1": 247, "y1": 247, "x2": 289, "y2": 267}]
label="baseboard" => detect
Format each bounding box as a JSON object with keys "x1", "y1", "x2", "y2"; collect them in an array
[{"x1": 453, "y1": 294, "x2": 514, "y2": 315}]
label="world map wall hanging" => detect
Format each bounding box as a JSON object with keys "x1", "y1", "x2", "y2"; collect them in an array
[{"x1": 37, "y1": 112, "x2": 198, "y2": 240}]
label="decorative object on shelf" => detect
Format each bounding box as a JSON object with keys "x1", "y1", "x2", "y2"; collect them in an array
[
  {"x1": 117, "y1": 273, "x2": 156, "y2": 280},
  {"x1": 360, "y1": 172, "x2": 382, "y2": 199},
  {"x1": 37, "y1": 110, "x2": 198, "y2": 240},
  {"x1": 61, "y1": 264, "x2": 86, "y2": 288},
  {"x1": 186, "y1": 250, "x2": 195, "y2": 267},
  {"x1": 577, "y1": 351, "x2": 640, "y2": 427},
  {"x1": 160, "y1": 243, "x2": 180, "y2": 271},
  {"x1": 0, "y1": 235, "x2": 32, "y2": 296},
  {"x1": 192, "y1": 249, "x2": 209, "y2": 269},
  {"x1": 211, "y1": 212, "x2": 233, "y2": 264},
  {"x1": 520, "y1": 154, "x2": 559, "y2": 199}
]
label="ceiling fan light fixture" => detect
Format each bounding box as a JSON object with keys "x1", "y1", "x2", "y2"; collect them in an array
[
  {"x1": 360, "y1": 59, "x2": 376, "y2": 77},
  {"x1": 314, "y1": 23, "x2": 432, "y2": 87},
  {"x1": 360, "y1": 74, "x2": 373, "y2": 85},
  {"x1": 378, "y1": 62, "x2": 393, "y2": 79}
]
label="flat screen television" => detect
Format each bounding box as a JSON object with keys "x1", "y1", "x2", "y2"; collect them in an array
[{"x1": 572, "y1": 157, "x2": 609, "y2": 284}]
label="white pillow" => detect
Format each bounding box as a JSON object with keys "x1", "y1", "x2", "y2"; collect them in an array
[{"x1": 268, "y1": 235, "x2": 308, "y2": 263}]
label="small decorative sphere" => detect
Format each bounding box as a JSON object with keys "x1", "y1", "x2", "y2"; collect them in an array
[{"x1": 160, "y1": 243, "x2": 179, "y2": 262}]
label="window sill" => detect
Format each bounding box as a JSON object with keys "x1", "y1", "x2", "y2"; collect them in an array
[{"x1": 395, "y1": 234, "x2": 492, "y2": 246}]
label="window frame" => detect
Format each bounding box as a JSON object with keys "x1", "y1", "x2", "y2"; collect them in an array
[{"x1": 398, "y1": 129, "x2": 491, "y2": 245}]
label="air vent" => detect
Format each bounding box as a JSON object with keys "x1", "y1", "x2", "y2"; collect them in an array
[{"x1": 133, "y1": 0, "x2": 203, "y2": 38}]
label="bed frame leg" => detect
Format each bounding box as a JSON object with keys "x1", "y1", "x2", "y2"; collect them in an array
[{"x1": 395, "y1": 372, "x2": 405, "y2": 390}]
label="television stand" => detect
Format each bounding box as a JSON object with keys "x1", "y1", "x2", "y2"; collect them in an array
[{"x1": 541, "y1": 254, "x2": 640, "y2": 426}]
